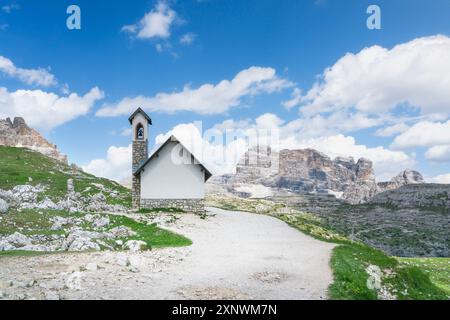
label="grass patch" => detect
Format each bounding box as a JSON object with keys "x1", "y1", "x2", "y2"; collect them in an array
[
  {"x1": 398, "y1": 258, "x2": 450, "y2": 295},
  {"x1": 108, "y1": 214, "x2": 192, "y2": 248}
]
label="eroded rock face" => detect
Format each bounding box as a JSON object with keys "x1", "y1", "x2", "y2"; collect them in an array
[
  {"x1": 370, "y1": 184, "x2": 450, "y2": 209},
  {"x1": 208, "y1": 146, "x2": 379, "y2": 204},
  {"x1": 0, "y1": 117, "x2": 67, "y2": 163}
]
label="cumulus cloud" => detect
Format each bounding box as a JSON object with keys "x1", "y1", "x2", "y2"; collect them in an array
[
  {"x1": 295, "y1": 35, "x2": 450, "y2": 122},
  {"x1": 429, "y1": 173, "x2": 450, "y2": 184},
  {"x1": 157, "y1": 115, "x2": 413, "y2": 180},
  {"x1": 391, "y1": 120, "x2": 450, "y2": 149},
  {"x1": 282, "y1": 87, "x2": 302, "y2": 110},
  {"x1": 121, "y1": 1, "x2": 177, "y2": 40},
  {"x1": 82, "y1": 144, "x2": 132, "y2": 183},
  {"x1": 87, "y1": 111, "x2": 413, "y2": 183},
  {"x1": 96, "y1": 66, "x2": 292, "y2": 116},
  {"x1": 0, "y1": 87, "x2": 104, "y2": 130},
  {"x1": 0, "y1": 55, "x2": 57, "y2": 87},
  {"x1": 375, "y1": 123, "x2": 409, "y2": 137},
  {"x1": 425, "y1": 145, "x2": 450, "y2": 162}
]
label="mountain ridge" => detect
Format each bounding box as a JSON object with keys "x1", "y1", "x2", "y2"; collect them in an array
[
  {"x1": 0, "y1": 117, "x2": 67, "y2": 163},
  {"x1": 207, "y1": 146, "x2": 428, "y2": 204}
]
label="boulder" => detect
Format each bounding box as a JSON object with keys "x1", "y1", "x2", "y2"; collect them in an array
[
  {"x1": 92, "y1": 215, "x2": 110, "y2": 228},
  {"x1": 109, "y1": 226, "x2": 137, "y2": 238},
  {"x1": 0, "y1": 198, "x2": 8, "y2": 214},
  {"x1": 124, "y1": 240, "x2": 148, "y2": 252},
  {"x1": 67, "y1": 237, "x2": 100, "y2": 251},
  {"x1": 0, "y1": 240, "x2": 15, "y2": 251},
  {"x1": 85, "y1": 263, "x2": 98, "y2": 271},
  {"x1": 63, "y1": 228, "x2": 103, "y2": 252},
  {"x1": 3, "y1": 232, "x2": 32, "y2": 248}
]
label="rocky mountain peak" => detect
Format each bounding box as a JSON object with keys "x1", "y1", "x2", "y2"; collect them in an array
[
  {"x1": 207, "y1": 146, "x2": 379, "y2": 203},
  {"x1": 0, "y1": 117, "x2": 67, "y2": 163},
  {"x1": 377, "y1": 170, "x2": 425, "y2": 192},
  {"x1": 392, "y1": 170, "x2": 424, "y2": 185}
]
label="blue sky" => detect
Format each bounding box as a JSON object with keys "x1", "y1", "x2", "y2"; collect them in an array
[{"x1": 1, "y1": 0, "x2": 450, "y2": 183}]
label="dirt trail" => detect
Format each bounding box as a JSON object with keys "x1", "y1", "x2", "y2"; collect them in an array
[{"x1": 0, "y1": 208, "x2": 335, "y2": 300}]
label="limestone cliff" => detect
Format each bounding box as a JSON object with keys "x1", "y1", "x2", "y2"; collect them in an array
[
  {"x1": 0, "y1": 117, "x2": 67, "y2": 163},
  {"x1": 207, "y1": 146, "x2": 379, "y2": 204}
]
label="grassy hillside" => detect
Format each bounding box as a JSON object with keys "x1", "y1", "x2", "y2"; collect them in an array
[
  {"x1": 206, "y1": 195, "x2": 449, "y2": 300},
  {"x1": 0, "y1": 146, "x2": 131, "y2": 207},
  {"x1": 0, "y1": 146, "x2": 192, "y2": 254}
]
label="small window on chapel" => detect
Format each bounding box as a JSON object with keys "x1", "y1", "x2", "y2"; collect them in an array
[{"x1": 136, "y1": 123, "x2": 144, "y2": 140}]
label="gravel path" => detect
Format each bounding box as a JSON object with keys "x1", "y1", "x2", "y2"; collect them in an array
[{"x1": 0, "y1": 208, "x2": 335, "y2": 300}]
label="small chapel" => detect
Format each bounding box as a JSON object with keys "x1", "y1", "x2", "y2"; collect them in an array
[{"x1": 129, "y1": 108, "x2": 212, "y2": 213}]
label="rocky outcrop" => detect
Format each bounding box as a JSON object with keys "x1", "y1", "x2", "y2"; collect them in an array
[
  {"x1": 208, "y1": 146, "x2": 379, "y2": 204},
  {"x1": 0, "y1": 182, "x2": 126, "y2": 213},
  {"x1": 377, "y1": 170, "x2": 424, "y2": 192},
  {"x1": 370, "y1": 184, "x2": 450, "y2": 209},
  {"x1": 0, "y1": 117, "x2": 67, "y2": 163}
]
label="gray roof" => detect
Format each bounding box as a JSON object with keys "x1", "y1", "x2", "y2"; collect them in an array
[
  {"x1": 128, "y1": 107, "x2": 152, "y2": 125},
  {"x1": 133, "y1": 135, "x2": 213, "y2": 182}
]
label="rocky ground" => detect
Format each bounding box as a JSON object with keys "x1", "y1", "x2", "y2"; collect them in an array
[{"x1": 0, "y1": 208, "x2": 335, "y2": 300}]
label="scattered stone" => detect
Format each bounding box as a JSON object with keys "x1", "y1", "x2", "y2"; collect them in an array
[
  {"x1": 44, "y1": 291, "x2": 60, "y2": 300},
  {"x1": 67, "y1": 179, "x2": 74, "y2": 194},
  {"x1": 0, "y1": 198, "x2": 8, "y2": 214},
  {"x1": 3, "y1": 232, "x2": 32, "y2": 248},
  {"x1": 85, "y1": 263, "x2": 98, "y2": 271},
  {"x1": 66, "y1": 272, "x2": 83, "y2": 291},
  {"x1": 124, "y1": 240, "x2": 148, "y2": 252},
  {"x1": 115, "y1": 253, "x2": 130, "y2": 267},
  {"x1": 128, "y1": 255, "x2": 143, "y2": 269},
  {"x1": 92, "y1": 215, "x2": 110, "y2": 228},
  {"x1": 109, "y1": 226, "x2": 137, "y2": 238},
  {"x1": 0, "y1": 240, "x2": 15, "y2": 251}
]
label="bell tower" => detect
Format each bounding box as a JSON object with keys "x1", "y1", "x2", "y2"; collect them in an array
[{"x1": 129, "y1": 107, "x2": 152, "y2": 209}]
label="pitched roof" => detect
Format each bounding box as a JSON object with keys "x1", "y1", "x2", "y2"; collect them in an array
[
  {"x1": 133, "y1": 135, "x2": 213, "y2": 182},
  {"x1": 128, "y1": 107, "x2": 152, "y2": 125}
]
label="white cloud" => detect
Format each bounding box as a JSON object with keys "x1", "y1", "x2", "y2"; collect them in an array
[
  {"x1": 82, "y1": 144, "x2": 132, "y2": 183},
  {"x1": 158, "y1": 115, "x2": 413, "y2": 180},
  {"x1": 0, "y1": 86, "x2": 104, "y2": 130},
  {"x1": 429, "y1": 173, "x2": 450, "y2": 184},
  {"x1": 2, "y1": 2, "x2": 19, "y2": 14},
  {"x1": 391, "y1": 120, "x2": 450, "y2": 149},
  {"x1": 375, "y1": 123, "x2": 409, "y2": 137},
  {"x1": 297, "y1": 35, "x2": 450, "y2": 121},
  {"x1": 120, "y1": 128, "x2": 132, "y2": 137},
  {"x1": 282, "y1": 87, "x2": 301, "y2": 110},
  {"x1": 96, "y1": 66, "x2": 292, "y2": 116},
  {"x1": 180, "y1": 32, "x2": 196, "y2": 45},
  {"x1": 425, "y1": 145, "x2": 450, "y2": 162},
  {"x1": 121, "y1": 1, "x2": 177, "y2": 40},
  {"x1": 88, "y1": 112, "x2": 413, "y2": 183},
  {"x1": 0, "y1": 55, "x2": 57, "y2": 87}
]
